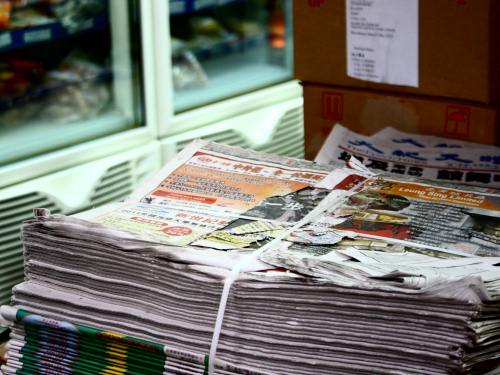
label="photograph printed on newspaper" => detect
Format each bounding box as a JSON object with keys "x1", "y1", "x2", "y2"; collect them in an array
[{"x1": 317, "y1": 177, "x2": 500, "y2": 256}]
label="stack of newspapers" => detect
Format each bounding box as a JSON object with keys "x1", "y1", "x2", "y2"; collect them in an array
[{"x1": 1, "y1": 140, "x2": 500, "y2": 375}]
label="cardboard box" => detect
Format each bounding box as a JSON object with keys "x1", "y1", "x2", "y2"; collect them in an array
[
  {"x1": 303, "y1": 83, "x2": 499, "y2": 160},
  {"x1": 294, "y1": 0, "x2": 500, "y2": 104}
]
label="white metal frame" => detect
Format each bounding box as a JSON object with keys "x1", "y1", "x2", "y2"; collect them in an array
[
  {"x1": 0, "y1": 0, "x2": 158, "y2": 189},
  {"x1": 160, "y1": 95, "x2": 304, "y2": 158},
  {"x1": 110, "y1": 0, "x2": 135, "y2": 120},
  {"x1": 147, "y1": 0, "x2": 303, "y2": 138},
  {"x1": 0, "y1": 141, "x2": 162, "y2": 212}
]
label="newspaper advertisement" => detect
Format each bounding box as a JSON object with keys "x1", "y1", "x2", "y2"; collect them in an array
[
  {"x1": 316, "y1": 124, "x2": 500, "y2": 188},
  {"x1": 83, "y1": 140, "x2": 350, "y2": 247},
  {"x1": 318, "y1": 178, "x2": 500, "y2": 256},
  {"x1": 89, "y1": 203, "x2": 233, "y2": 247},
  {"x1": 129, "y1": 140, "x2": 329, "y2": 220}
]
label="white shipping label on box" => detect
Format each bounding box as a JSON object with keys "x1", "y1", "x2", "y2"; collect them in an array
[{"x1": 346, "y1": 0, "x2": 419, "y2": 87}]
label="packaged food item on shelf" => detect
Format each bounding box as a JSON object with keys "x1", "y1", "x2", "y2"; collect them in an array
[
  {"x1": 0, "y1": 52, "x2": 110, "y2": 127},
  {"x1": 171, "y1": 37, "x2": 208, "y2": 90},
  {"x1": 50, "y1": 0, "x2": 105, "y2": 31},
  {"x1": 0, "y1": 0, "x2": 104, "y2": 31},
  {"x1": 172, "y1": 51, "x2": 208, "y2": 90},
  {"x1": 8, "y1": 6, "x2": 53, "y2": 29},
  {"x1": 187, "y1": 17, "x2": 238, "y2": 58},
  {"x1": 190, "y1": 16, "x2": 227, "y2": 38},
  {"x1": 225, "y1": 19, "x2": 261, "y2": 38},
  {"x1": 42, "y1": 53, "x2": 111, "y2": 122},
  {"x1": 0, "y1": 1, "x2": 11, "y2": 29}
]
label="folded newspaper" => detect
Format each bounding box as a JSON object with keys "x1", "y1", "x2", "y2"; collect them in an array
[
  {"x1": 316, "y1": 124, "x2": 500, "y2": 190},
  {"x1": 2, "y1": 140, "x2": 500, "y2": 375}
]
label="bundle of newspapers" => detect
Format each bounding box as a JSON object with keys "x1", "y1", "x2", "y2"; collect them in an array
[{"x1": 1, "y1": 140, "x2": 500, "y2": 375}]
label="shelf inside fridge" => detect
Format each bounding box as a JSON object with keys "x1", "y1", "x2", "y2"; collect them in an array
[
  {"x1": 0, "y1": 109, "x2": 130, "y2": 166},
  {"x1": 0, "y1": 13, "x2": 108, "y2": 53},
  {"x1": 191, "y1": 32, "x2": 266, "y2": 61},
  {"x1": 170, "y1": 0, "x2": 244, "y2": 15}
]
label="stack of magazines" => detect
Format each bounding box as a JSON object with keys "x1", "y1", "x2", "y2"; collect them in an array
[
  {"x1": 1, "y1": 140, "x2": 499, "y2": 374},
  {"x1": 1, "y1": 307, "x2": 171, "y2": 374}
]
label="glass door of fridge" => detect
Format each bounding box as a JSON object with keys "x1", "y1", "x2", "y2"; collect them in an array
[
  {"x1": 0, "y1": 0, "x2": 144, "y2": 166},
  {"x1": 169, "y1": 0, "x2": 293, "y2": 113}
]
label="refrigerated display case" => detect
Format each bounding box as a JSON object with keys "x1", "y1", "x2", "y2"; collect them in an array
[
  {"x1": 151, "y1": 0, "x2": 304, "y2": 155},
  {"x1": 0, "y1": 0, "x2": 158, "y2": 184},
  {"x1": 0, "y1": 0, "x2": 161, "y2": 310},
  {"x1": 168, "y1": 0, "x2": 293, "y2": 112}
]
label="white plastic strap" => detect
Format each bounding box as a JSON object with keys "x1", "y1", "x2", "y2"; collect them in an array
[{"x1": 206, "y1": 189, "x2": 350, "y2": 374}]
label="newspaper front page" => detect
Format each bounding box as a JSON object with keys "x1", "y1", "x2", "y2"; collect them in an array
[{"x1": 316, "y1": 124, "x2": 500, "y2": 189}]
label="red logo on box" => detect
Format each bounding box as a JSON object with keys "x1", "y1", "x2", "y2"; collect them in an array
[
  {"x1": 321, "y1": 92, "x2": 344, "y2": 121},
  {"x1": 308, "y1": 0, "x2": 325, "y2": 7},
  {"x1": 444, "y1": 105, "x2": 471, "y2": 138}
]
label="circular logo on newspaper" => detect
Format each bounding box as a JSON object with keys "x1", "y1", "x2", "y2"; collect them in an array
[{"x1": 162, "y1": 226, "x2": 193, "y2": 236}]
